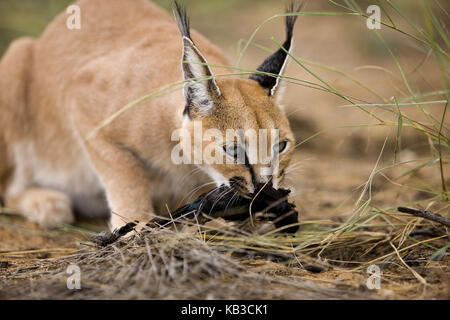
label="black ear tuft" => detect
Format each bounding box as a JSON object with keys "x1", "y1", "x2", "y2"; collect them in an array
[
  {"x1": 285, "y1": 1, "x2": 303, "y2": 40},
  {"x1": 172, "y1": 0, "x2": 221, "y2": 118},
  {"x1": 250, "y1": 1, "x2": 303, "y2": 96},
  {"x1": 173, "y1": 0, "x2": 191, "y2": 39}
]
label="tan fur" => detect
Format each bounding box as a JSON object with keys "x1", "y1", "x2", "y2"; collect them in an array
[{"x1": 0, "y1": 0, "x2": 295, "y2": 229}]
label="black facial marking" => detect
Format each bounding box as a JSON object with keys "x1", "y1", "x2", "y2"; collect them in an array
[{"x1": 230, "y1": 176, "x2": 246, "y2": 188}]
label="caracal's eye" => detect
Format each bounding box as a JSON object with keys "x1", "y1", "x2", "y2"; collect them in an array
[
  {"x1": 273, "y1": 141, "x2": 288, "y2": 154},
  {"x1": 223, "y1": 144, "x2": 240, "y2": 158}
]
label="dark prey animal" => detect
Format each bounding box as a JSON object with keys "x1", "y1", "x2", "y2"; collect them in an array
[
  {"x1": 148, "y1": 184, "x2": 299, "y2": 233},
  {"x1": 92, "y1": 184, "x2": 299, "y2": 246}
]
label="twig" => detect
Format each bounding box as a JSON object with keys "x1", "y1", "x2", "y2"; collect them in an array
[
  {"x1": 409, "y1": 226, "x2": 444, "y2": 237},
  {"x1": 398, "y1": 207, "x2": 450, "y2": 227},
  {"x1": 389, "y1": 241, "x2": 427, "y2": 285},
  {"x1": 91, "y1": 221, "x2": 138, "y2": 246}
]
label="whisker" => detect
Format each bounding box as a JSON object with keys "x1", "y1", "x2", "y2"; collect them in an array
[
  {"x1": 208, "y1": 187, "x2": 235, "y2": 214},
  {"x1": 177, "y1": 167, "x2": 204, "y2": 187},
  {"x1": 224, "y1": 190, "x2": 239, "y2": 213},
  {"x1": 177, "y1": 181, "x2": 217, "y2": 206}
]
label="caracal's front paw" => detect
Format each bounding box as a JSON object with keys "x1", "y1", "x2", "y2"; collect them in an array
[{"x1": 19, "y1": 189, "x2": 75, "y2": 227}]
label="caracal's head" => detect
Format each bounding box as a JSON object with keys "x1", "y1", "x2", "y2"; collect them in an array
[{"x1": 173, "y1": 2, "x2": 301, "y2": 196}]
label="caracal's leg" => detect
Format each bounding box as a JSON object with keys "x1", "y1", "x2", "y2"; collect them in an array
[{"x1": 82, "y1": 139, "x2": 155, "y2": 230}]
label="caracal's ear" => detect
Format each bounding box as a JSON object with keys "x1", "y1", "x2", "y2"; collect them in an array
[
  {"x1": 173, "y1": 1, "x2": 221, "y2": 118},
  {"x1": 250, "y1": 2, "x2": 303, "y2": 99}
]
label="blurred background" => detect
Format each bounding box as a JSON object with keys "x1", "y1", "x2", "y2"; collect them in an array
[{"x1": 0, "y1": 0, "x2": 448, "y2": 219}]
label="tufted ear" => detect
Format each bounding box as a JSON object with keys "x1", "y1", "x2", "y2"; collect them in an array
[
  {"x1": 250, "y1": 2, "x2": 302, "y2": 97},
  {"x1": 173, "y1": 1, "x2": 221, "y2": 118}
]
